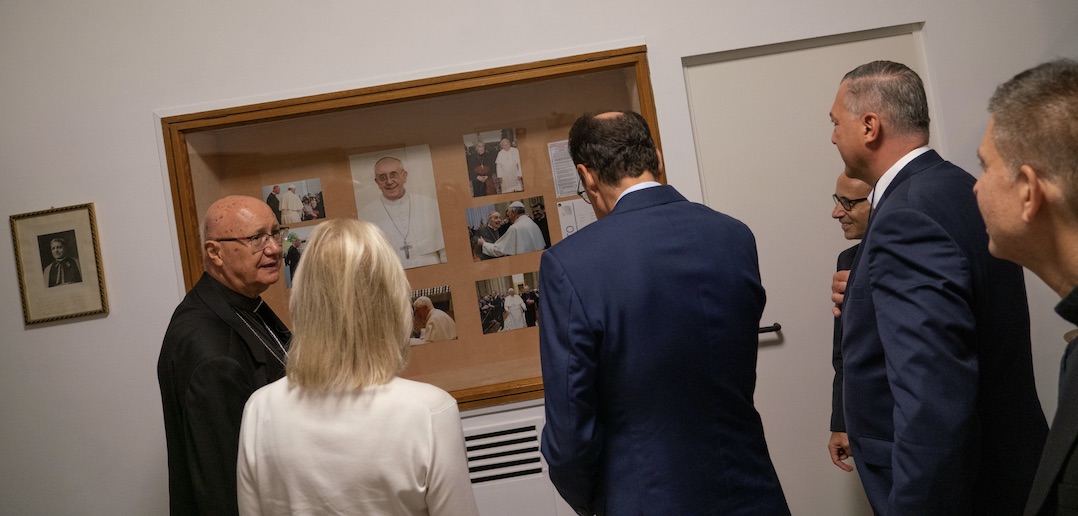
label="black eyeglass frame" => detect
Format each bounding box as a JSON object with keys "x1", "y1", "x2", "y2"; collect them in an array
[
  {"x1": 577, "y1": 177, "x2": 592, "y2": 205},
  {"x1": 209, "y1": 227, "x2": 289, "y2": 251},
  {"x1": 832, "y1": 194, "x2": 869, "y2": 211}
]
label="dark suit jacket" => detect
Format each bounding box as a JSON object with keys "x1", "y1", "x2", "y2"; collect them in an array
[
  {"x1": 843, "y1": 150, "x2": 1047, "y2": 515},
  {"x1": 158, "y1": 273, "x2": 289, "y2": 515},
  {"x1": 265, "y1": 193, "x2": 280, "y2": 223},
  {"x1": 539, "y1": 185, "x2": 789, "y2": 515},
  {"x1": 1025, "y1": 289, "x2": 1078, "y2": 515},
  {"x1": 285, "y1": 246, "x2": 301, "y2": 279},
  {"x1": 831, "y1": 244, "x2": 858, "y2": 432}
]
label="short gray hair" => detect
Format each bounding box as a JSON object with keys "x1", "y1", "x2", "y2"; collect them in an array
[
  {"x1": 989, "y1": 58, "x2": 1078, "y2": 214},
  {"x1": 842, "y1": 61, "x2": 930, "y2": 142}
]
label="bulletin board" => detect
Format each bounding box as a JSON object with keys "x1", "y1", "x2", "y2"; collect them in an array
[{"x1": 160, "y1": 46, "x2": 662, "y2": 410}]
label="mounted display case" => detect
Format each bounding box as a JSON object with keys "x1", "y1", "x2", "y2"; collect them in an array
[{"x1": 160, "y1": 46, "x2": 661, "y2": 410}]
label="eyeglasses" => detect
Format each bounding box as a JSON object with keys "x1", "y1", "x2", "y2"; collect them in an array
[
  {"x1": 832, "y1": 194, "x2": 869, "y2": 211},
  {"x1": 210, "y1": 227, "x2": 288, "y2": 251},
  {"x1": 577, "y1": 177, "x2": 591, "y2": 205},
  {"x1": 375, "y1": 171, "x2": 402, "y2": 184}
]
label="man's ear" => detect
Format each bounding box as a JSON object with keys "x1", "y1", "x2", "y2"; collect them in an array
[
  {"x1": 862, "y1": 112, "x2": 881, "y2": 143},
  {"x1": 205, "y1": 241, "x2": 225, "y2": 267},
  {"x1": 576, "y1": 164, "x2": 594, "y2": 188},
  {"x1": 1018, "y1": 164, "x2": 1046, "y2": 223}
]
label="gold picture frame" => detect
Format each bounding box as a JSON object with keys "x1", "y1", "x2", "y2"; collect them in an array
[{"x1": 10, "y1": 203, "x2": 109, "y2": 325}]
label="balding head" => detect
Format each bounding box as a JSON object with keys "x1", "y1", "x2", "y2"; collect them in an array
[{"x1": 202, "y1": 195, "x2": 283, "y2": 298}]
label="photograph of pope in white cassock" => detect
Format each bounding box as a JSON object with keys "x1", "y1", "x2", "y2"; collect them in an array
[
  {"x1": 475, "y1": 199, "x2": 547, "y2": 259},
  {"x1": 350, "y1": 145, "x2": 447, "y2": 270}
]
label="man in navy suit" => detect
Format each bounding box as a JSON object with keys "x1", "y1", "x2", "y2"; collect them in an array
[
  {"x1": 831, "y1": 61, "x2": 1047, "y2": 514},
  {"x1": 972, "y1": 58, "x2": 1078, "y2": 516},
  {"x1": 539, "y1": 111, "x2": 789, "y2": 515}
]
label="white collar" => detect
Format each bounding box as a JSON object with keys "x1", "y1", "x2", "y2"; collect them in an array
[
  {"x1": 870, "y1": 147, "x2": 929, "y2": 208},
  {"x1": 615, "y1": 181, "x2": 663, "y2": 207},
  {"x1": 380, "y1": 191, "x2": 409, "y2": 206}
]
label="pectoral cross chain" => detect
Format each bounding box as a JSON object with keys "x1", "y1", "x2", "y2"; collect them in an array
[{"x1": 401, "y1": 242, "x2": 412, "y2": 259}]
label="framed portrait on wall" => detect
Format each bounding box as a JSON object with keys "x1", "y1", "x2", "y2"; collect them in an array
[
  {"x1": 10, "y1": 203, "x2": 109, "y2": 325},
  {"x1": 159, "y1": 45, "x2": 661, "y2": 409}
]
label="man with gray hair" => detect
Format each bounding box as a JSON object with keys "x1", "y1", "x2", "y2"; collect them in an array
[
  {"x1": 478, "y1": 200, "x2": 545, "y2": 258},
  {"x1": 972, "y1": 58, "x2": 1078, "y2": 515},
  {"x1": 831, "y1": 60, "x2": 1046, "y2": 514},
  {"x1": 158, "y1": 195, "x2": 291, "y2": 515}
]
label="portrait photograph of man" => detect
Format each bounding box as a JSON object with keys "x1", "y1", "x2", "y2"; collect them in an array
[
  {"x1": 350, "y1": 144, "x2": 447, "y2": 270},
  {"x1": 409, "y1": 287, "x2": 457, "y2": 345},
  {"x1": 38, "y1": 230, "x2": 82, "y2": 288}
]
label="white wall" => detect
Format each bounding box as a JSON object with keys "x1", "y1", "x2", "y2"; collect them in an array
[{"x1": 0, "y1": 1, "x2": 1074, "y2": 513}]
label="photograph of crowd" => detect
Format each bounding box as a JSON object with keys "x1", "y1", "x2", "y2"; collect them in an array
[
  {"x1": 475, "y1": 272, "x2": 539, "y2": 334},
  {"x1": 463, "y1": 129, "x2": 524, "y2": 198}
]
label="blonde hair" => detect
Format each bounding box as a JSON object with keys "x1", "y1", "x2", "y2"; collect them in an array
[{"x1": 287, "y1": 219, "x2": 412, "y2": 389}]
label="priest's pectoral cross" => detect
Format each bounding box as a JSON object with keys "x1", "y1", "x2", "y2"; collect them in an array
[{"x1": 400, "y1": 242, "x2": 412, "y2": 259}]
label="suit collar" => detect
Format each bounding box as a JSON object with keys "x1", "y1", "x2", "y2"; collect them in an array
[
  {"x1": 1055, "y1": 286, "x2": 1078, "y2": 326},
  {"x1": 608, "y1": 184, "x2": 686, "y2": 216},
  {"x1": 614, "y1": 181, "x2": 663, "y2": 206},
  {"x1": 871, "y1": 147, "x2": 930, "y2": 209},
  {"x1": 874, "y1": 149, "x2": 942, "y2": 209}
]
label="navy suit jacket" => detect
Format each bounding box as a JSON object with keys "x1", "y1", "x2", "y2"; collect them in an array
[
  {"x1": 539, "y1": 185, "x2": 789, "y2": 515},
  {"x1": 842, "y1": 150, "x2": 1047, "y2": 515}
]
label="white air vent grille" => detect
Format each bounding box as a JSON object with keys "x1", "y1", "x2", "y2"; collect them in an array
[{"x1": 465, "y1": 424, "x2": 543, "y2": 484}]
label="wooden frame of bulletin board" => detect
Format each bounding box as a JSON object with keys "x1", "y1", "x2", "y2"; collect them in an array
[{"x1": 160, "y1": 45, "x2": 662, "y2": 410}]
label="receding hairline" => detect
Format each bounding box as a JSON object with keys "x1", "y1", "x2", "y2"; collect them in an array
[{"x1": 374, "y1": 156, "x2": 404, "y2": 172}]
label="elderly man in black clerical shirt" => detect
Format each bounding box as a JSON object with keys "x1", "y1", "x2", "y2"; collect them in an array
[{"x1": 158, "y1": 195, "x2": 291, "y2": 515}]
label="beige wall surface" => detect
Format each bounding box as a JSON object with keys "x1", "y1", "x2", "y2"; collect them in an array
[{"x1": 1, "y1": 1, "x2": 1075, "y2": 514}]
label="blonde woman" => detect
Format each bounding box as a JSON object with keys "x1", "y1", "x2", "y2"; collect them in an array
[{"x1": 237, "y1": 219, "x2": 478, "y2": 515}]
